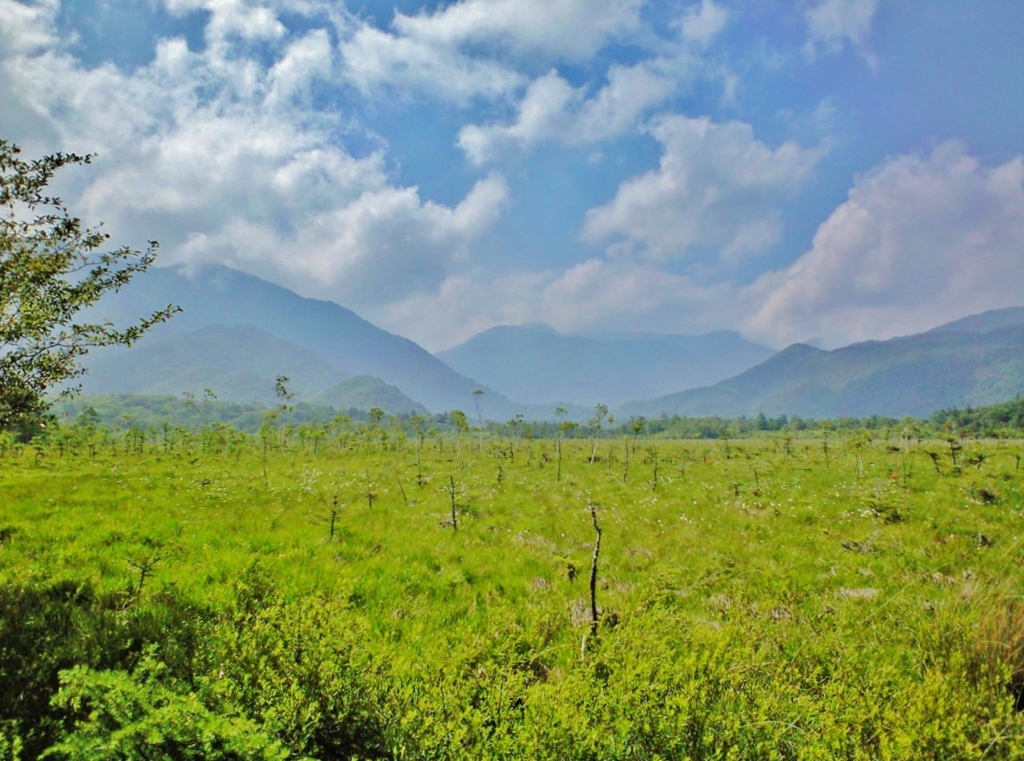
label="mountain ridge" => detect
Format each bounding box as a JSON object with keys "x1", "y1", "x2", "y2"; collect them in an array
[
  {"x1": 83, "y1": 264, "x2": 527, "y2": 416},
  {"x1": 927, "y1": 306, "x2": 1024, "y2": 335},
  {"x1": 83, "y1": 324, "x2": 346, "y2": 404},
  {"x1": 619, "y1": 317, "x2": 1024, "y2": 420},
  {"x1": 436, "y1": 323, "x2": 774, "y2": 407},
  {"x1": 84, "y1": 265, "x2": 1024, "y2": 421}
]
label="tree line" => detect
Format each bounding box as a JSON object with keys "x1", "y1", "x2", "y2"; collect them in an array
[{"x1": 36, "y1": 392, "x2": 1024, "y2": 453}]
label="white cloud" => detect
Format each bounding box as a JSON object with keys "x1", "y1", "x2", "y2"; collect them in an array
[
  {"x1": 4, "y1": 49, "x2": 170, "y2": 155},
  {"x1": 376, "y1": 258, "x2": 734, "y2": 352},
  {"x1": 411, "y1": 141, "x2": 1024, "y2": 353},
  {"x1": 451, "y1": 0, "x2": 739, "y2": 169},
  {"x1": 0, "y1": 1, "x2": 64, "y2": 143},
  {"x1": 583, "y1": 115, "x2": 821, "y2": 262},
  {"x1": 681, "y1": 0, "x2": 729, "y2": 47},
  {"x1": 172, "y1": 173, "x2": 509, "y2": 306},
  {"x1": 0, "y1": 3, "x2": 509, "y2": 315},
  {"x1": 164, "y1": 0, "x2": 286, "y2": 43},
  {"x1": 374, "y1": 270, "x2": 551, "y2": 351},
  {"x1": 10, "y1": 0, "x2": 1012, "y2": 360},
  {"x1": 340, "y1": 22, "x2": 524, "y2": 103},
  {"x1": 0, "y1": 0, "x2": 58, "y2": 56},
  {"x1": 267, "y1": 29, "x2": 333, "y2": 106},
  {"x1": 392, "y1": 0, "x2": 642, "y2": 62},
  {"x1": 339, "y1": 0, "x2": 643, "y2": 103},
  {"x1": 538, "y1": 258, "x2": 732, "y2": 334},
  {"x1": 577, "y1": 62, "x2": 679, "y2": 142},
  {"x1": 457, "y1": 71, "x2": 579, "y2": 163},
  {"x1": 745, "y1": 142, "x2": 1024, "y2": 346},
  {"x1": 380, "y1": 141, "x2": 1024, "y2": 352},
  {"x1": 804, "y1": 0, "x2": 880, "y2": 58},
  {"x1": 458, "y1": 61, "x2": 678, "y2": 165}
]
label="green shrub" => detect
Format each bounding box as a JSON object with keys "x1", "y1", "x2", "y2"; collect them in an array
[{"x1": 44, "y1": 647, "x2": 288, "y2": 760}]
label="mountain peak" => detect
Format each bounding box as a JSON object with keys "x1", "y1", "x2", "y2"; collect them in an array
[
  {"x1": 775, "y1": 342, "x2": 828, "y2": 358},
  {"x1": 520, "y1": 322, "x2": 558, "y2": 334},
  {"x1": 437, "y1": 324, "x2": 774, "y2": 407},
  {"x1": 620, "y1": 314, "x2": 1024, "y2": 419},
  {"x1": 87, "y1": 265, "x2": 517, "y2": 414}
]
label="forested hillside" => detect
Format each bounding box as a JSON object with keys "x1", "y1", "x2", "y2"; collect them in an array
[{"x1": 621, "y1": 319, "x2": 1024, "y2": 420}]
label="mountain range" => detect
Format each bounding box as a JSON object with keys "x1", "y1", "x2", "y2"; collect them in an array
[
  {"x1": 84, "y1": 324, "x2": 428, "y2": 416},
  {"x1": 80, "y1": 264, "x2": 1024, "y2": 421},
  {"x1": 436, "y1": 324, "x2": 773, "y2": 407},
  {"x1": 619, "y1": 308, "x2": 1024, "y2": 420},
  {"x1": 81, "y1": 265, "x2": 522, "y2": 417},
  {"x1": 84, "y1": 324, "x2": 345, "y2": 404}
]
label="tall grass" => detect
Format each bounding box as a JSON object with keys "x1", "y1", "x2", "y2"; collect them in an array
[{"x1": 1, "y1": 429, "x2": 1023, "y2": 758}]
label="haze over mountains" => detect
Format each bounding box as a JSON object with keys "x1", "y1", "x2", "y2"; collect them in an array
[
  {"x1": 436, "y1": 325, "x2": 774, "y2": 408},
  {"x1": 620, "y1": 308, "x2": 1024, "y2": 420},
  {"x1": 81, "y1": 265, "x2": 1024, "y2": 421},
  {"x1": 85, "y1": 324, "x2": 345, "y2": 404},
  {"x1": 82, "y1": 265, "x2": 512, "y2": 417},
  {"x1": 85, "y1": 324, "x2": 429, "y2": 415}
]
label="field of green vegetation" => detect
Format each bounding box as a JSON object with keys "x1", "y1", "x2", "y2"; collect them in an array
[{"x1": 3, "y1": 421, "x2": 1024, "y2": 759}]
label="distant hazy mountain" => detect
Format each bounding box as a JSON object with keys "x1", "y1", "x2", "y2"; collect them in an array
[
  {"x1": 436, "y1": 324, "x2": 774, "y2": 407},
  {"x1": 83, "y1": 264, "x2": 520, "y2": 416},
  {"x1": 926, "y1": 306, "x2": 1024, "y2": 335},
  {"x1": 620, "y1": 311, "x2": 1024, "y2": 419},
  {"x1": 310, "y1": 376, "x2": 428, "y2": 416},
  {"x1": 83, "y1": 325, "x2": 346, "y2": 404}
]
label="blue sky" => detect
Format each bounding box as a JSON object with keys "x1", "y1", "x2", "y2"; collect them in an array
[{"x1": 2, "y1": 0, "x2": 1022, "y2": 351}]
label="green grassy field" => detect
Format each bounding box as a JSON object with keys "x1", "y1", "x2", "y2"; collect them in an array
[{"x1": 2, "y1": 429, "x2": 1024, "y2": 759}]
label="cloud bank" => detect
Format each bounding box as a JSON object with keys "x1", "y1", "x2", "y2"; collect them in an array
[
  {"x1": 746, "y1": 142, "x2": 1024, "y2": 346},
  {"x1": 1, "y1": 0, "x2": 509, "y2": 314},
  {"x1": 583, "y1": 115, "x2": 822, "y2": 263},
  {"x1": 1, "y1": 0, "x2": 1020, "y2": 354}
]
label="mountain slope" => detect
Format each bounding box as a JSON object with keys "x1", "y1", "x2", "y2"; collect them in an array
[
  {"x1": 84, "y1": 265, "x2": 518, "y2": 416},
  {"x1": 927, "y1": 306, "x2": 1024, "y2": 335},
  {"x1": 436, "y1": 324, "x2": 774, "y2": 407},
  {"x1": 620, "y1": 318, "x2": 1024, "y2": 419},
  {"x1": 310, "y1": 376, "x2": 428, "y2": 416},
  {"x1": 83, "y1": 325, "x2": 347, "y2": 404}
]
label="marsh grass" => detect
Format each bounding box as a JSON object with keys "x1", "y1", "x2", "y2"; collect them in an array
[
  {"x1": 973, "y1": 582, "x2": 1024, "y2": 710},
  {"x1": 1, "y1": 431, "x2": 1023, "y2": 757}
]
